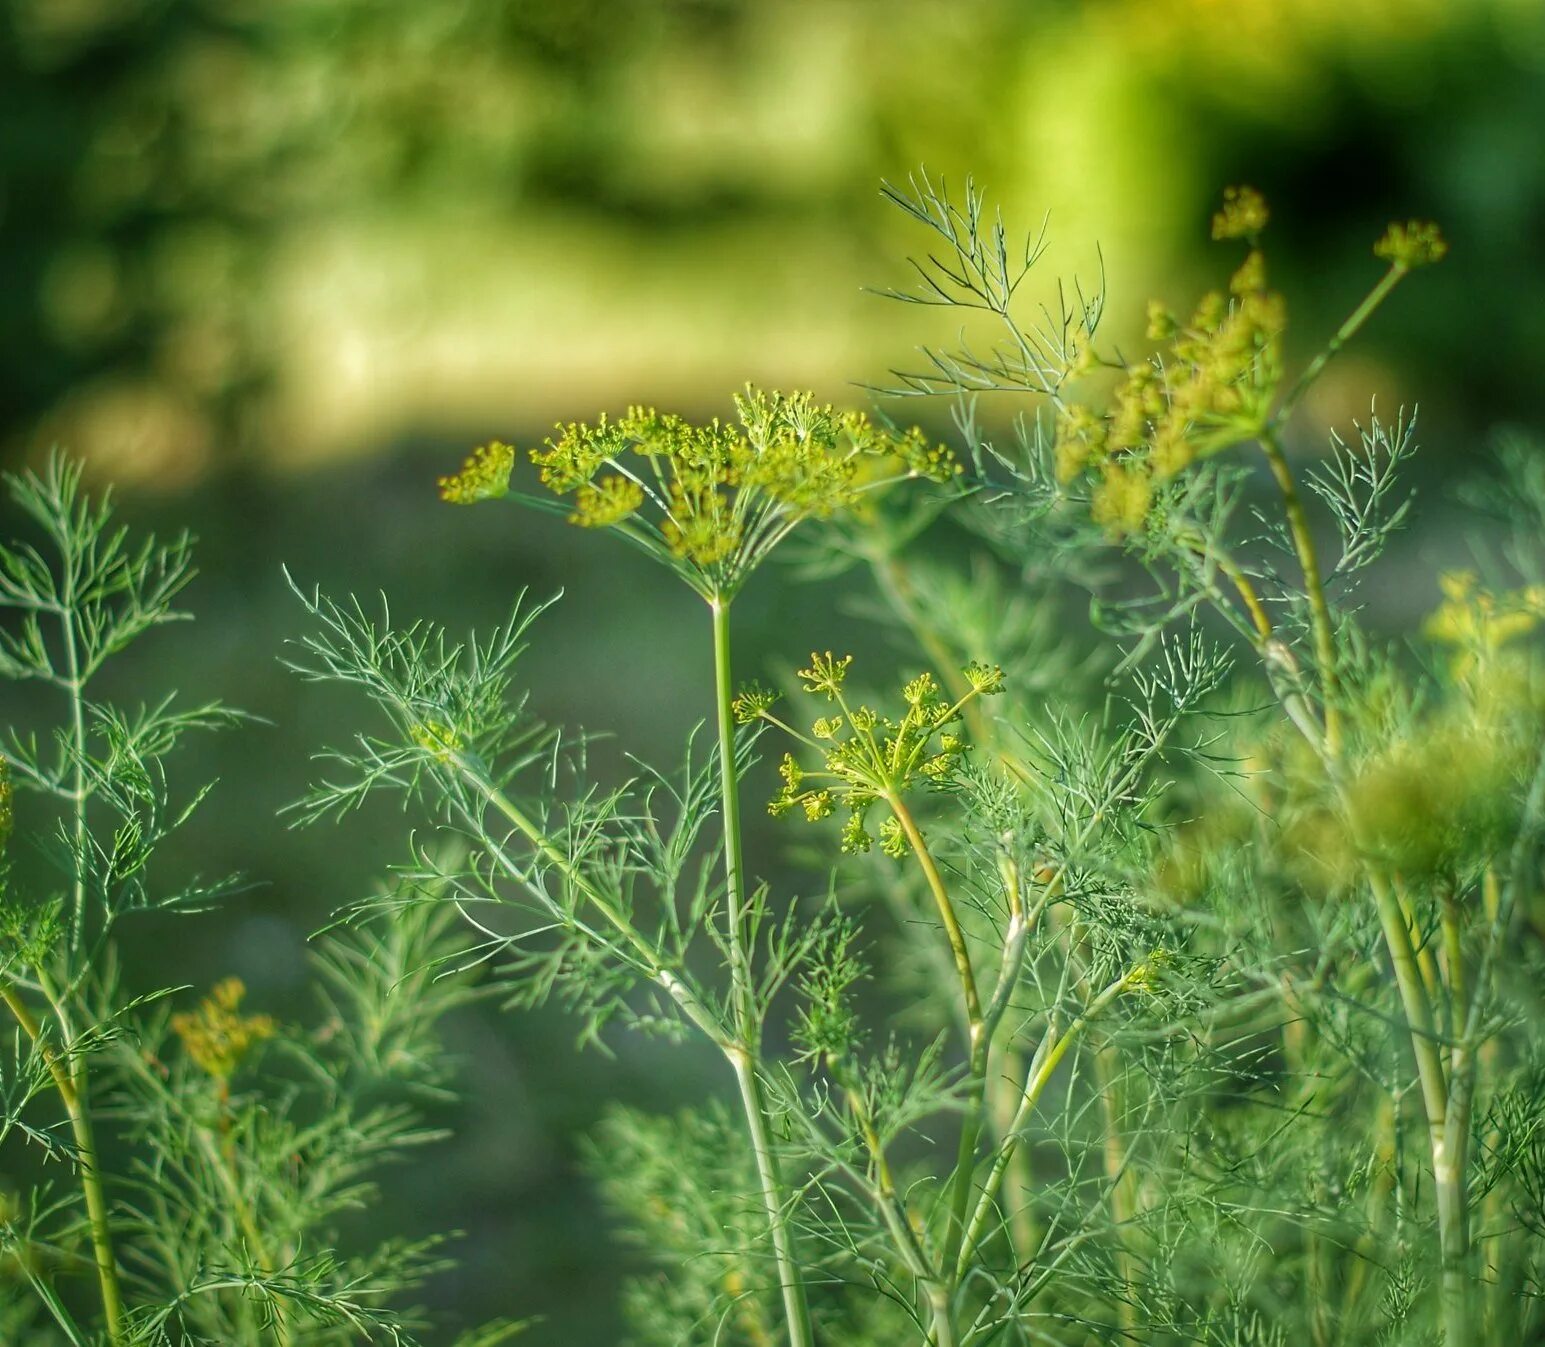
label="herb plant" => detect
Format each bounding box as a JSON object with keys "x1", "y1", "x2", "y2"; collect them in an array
[
  {"x1": 0, "y1": 456, "x2": 519, "y2": 1346},
  {"x1": 6, "y1": 171, "x2": 1542, "y2": 1347},
  {"x1": 297, "y1": 180, "x2": 1544, "y2": 1346}
]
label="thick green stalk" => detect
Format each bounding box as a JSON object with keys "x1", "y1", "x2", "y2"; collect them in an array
[
  {"x1": 2, "y1": 984, "x2": 125, "y2": 1346},
  {"x1": 710, "y1": 597, "x2": 813, "y2": 1347}
]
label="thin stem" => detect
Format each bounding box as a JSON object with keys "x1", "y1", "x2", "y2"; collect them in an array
[
  {"x1": 59, "y1": 605, "x2": 88, "y2": 949},
  {"x1": 956, "y1": 964, "x2": 1143, "y2": 1276},
  {"x1": 712, "y1": 598, "x2": 756, "y2": 1031},
  {"x1": 710, "y1": 597, "x2": 813, "y2": 1347},
  {"x1": 471, "y1": 772, "x2": 728, "y2": 1047},
  {"x1": 1258, "y1": 428, "x2": 1342, "y2": 757},
  {"x1": 1273, "y1": 264, "x2": 1407, "y2": 426},
  {"x1": 1368, "y1": 869, "x2": 1469, "y2": 1343},
  {"x1": 886, "y1": 792, "x2": 984, "y2": 1286},
  {"x1": 2, "y1": 983, "x2": 126, "y2": 1346},
  {"x1": 1213, "y1": 550, "x2": 1274, "y2": 643}
]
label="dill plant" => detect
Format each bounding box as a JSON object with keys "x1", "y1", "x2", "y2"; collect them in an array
[
  {"x1": 297, "y1": 180, "x2": 1545, "y2": 1344},
  {"x1": 295, "y1": 384, "x2": 1233, "y2": 1346},
  {"x1": 871, "y1": 173, "x2": 1545, "y2": 1344},
  {"x1": 0, "y1": 456, "x2": 519, "y2": 1346}
]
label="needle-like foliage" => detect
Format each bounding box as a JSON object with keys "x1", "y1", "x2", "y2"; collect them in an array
[{"x1": 1, "y1": 455, "x2": 522, "y2": 1347}]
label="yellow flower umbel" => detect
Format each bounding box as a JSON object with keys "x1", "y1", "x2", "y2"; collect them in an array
[
  {"x1": 438, "y1": 440, "x2": 516, "y2": 504},
  {"x1": 742, "y1": 654, "x2": 1003, "y2": 857},
  {"x1": 171, "y1": 978, "x2": 276, "y2": 1082},
  {"x1": 1055, "y1": 185, "x2": 1288, "y2": 539},
  {"x1": 1053, "y1": 186, "x2": 1445, "y2": 544},
  {"x1": 444, "y1": 386, "x2": 958, "y2": 602}
]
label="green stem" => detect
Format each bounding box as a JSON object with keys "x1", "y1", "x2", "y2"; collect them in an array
[
  {"x1": 1369, "y1": 870, "x2": 1467, "y2": 1344},
  {"x1": 1258, "y1": 429, "x2": 1342, "y2": 757},
  {"x1": 59, "y1": 599, "x2": 89, "y2": 947},
  {"x1": 956, "y1": 965, "x2": 1142, "y2": 1277},
  {"x1": 1273, "y1": 264, "x2": 1407, "y2": 426},
  {"x1": 887, "y1": 792, "x2": 984, "y2": 1289},
  {"x1": 2, "y1": 984, "x2": 125, "y2": 1346},
  {"x1": 710, "y1": 597, "x2": 813, "y2": 1347}
]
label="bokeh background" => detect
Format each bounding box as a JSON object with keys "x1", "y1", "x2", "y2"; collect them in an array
[{"x1": 3, "y1": 0, "x2": 1544, "y2": 1339}]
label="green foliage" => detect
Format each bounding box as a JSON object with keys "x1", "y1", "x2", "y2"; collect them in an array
[
  {"x1": 286, "y1": 177, "x2": 1545, "y2": 1347},
  {"x1": 0, "y1": 455, "x2": 515, "y2": 1345},
  {"x1": 6, "y1": 160, "x2": 1545, "y2": 1347}
]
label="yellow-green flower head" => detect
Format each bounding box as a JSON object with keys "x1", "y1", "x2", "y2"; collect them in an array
[
  {"x1": 1145, "y1": 300, "x2": 1178, "y2": 343},
  {"x1": 449, "y1": 387, "x2": 957, "y2": 601},
  {"x1": 1211, "y1": 185, "x2": 1270, "y2": 242},
  {"x1": 171, "y1": 977, "x2": 276, "y2": 1082},
  {"x1": 962, "y1": 661, "x2": 1004, "y2": 695},
  {"x1": 439, "y1": 441, "x2": 515, "y2": 504},
  {"x1": 798, "y1": 651, "x2": 853, "y2": 700},
  {"x1": 752, "y1": 656, "x2": 1000, "y2": 851},
  {"x1": 1091, "y1": 462, "x2": 1155, "y2": 539},
  {"x1": 1054, "y1": 188, "x2": 1303, "y2": 532},
  {"x1": 879, "y1": 817, "x2": 908, "y2": 860},
  {"x1": 1375, "y1": 220, "x2": 1448, "y2": 271},
  {"x1": 840, "y1": 807, "x2": 873, "y2": 855},
  {"x1": 411, "y1": 720, "x2": 463, "y2": 762},
  {"x1": 572, "y1": 474, "x2": 645, "y2": 528},
  {"x1": 731, "y1": 682, "x2": 778, "y2": 725}
]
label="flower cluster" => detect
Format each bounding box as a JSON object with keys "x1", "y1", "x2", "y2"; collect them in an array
[
  {"x1": 442, "y1": 386, "x2": 958, "y2": 598},
  {"x1": 171, "y1": 977, "x2": 276, "y2": 1082},
  {"x1": 743, "y1": 655, "x2": 1003, "y2": 856},
  {"x1": 1055, "y1": 187, "x2": 1288, "y2": 538},
  {"x1": 438, "y1": 440, "x2": 516, "y2": 504},
  {"x1": 1211, "y1": 185, "x2": 1270, "y2": 243},
  {"x1": 1374, "y1": 220, "x2": 1448, "y2": 271}
]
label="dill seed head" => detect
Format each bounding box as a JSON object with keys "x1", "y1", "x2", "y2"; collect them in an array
[{"x1": 1374, "y1": 219, "x2": 1448, "y2": 270}]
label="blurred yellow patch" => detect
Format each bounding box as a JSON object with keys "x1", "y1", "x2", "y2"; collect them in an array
[
  {"x1": 171, "y1": 977, "x2": 276, "y2": 1082},
  {"x1": 1424, "y1": 571, "x2": 1545, "y2": 681}
]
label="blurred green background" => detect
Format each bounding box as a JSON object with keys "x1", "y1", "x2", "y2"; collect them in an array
[{"x1": 3, "y1": 0, "x2": 1544, "y2": 1339}]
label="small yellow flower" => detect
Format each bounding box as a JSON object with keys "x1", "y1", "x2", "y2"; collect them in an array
[
  {"x1": 1375, "y1": 220, "x2": 1448, "y2": 270},
  {"x1": 411, "y1": 720, "x2": 463, "y2": 761},
  {"x1": 439, "y1": 441, "x2": 515, "y2": 504},
  {"x1": 1229, "y1": 249, "x2": 1267, "y2": 296},
  {"x1": 798, "y1": 652, "x2": 853, "y2": 700},
  {"x1": 571, "y1": 474, "x2": 644, "y2": 529},
  {"x1": 1091, "y1": 463, "x2": 1154, "y2": 538},
  {"x1": 1211, "y1": 186, "x2": 1270, "y2": 242},
  {"x1": 172, "y1": 978, "x2": 276, "y2": 1081},
  {"x1": 1145, "y1": 300, "x2": 1178, "y2": 342},
  {"x1": 1424, "y1": 570, "x2": 1543, "y2": 680}
]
